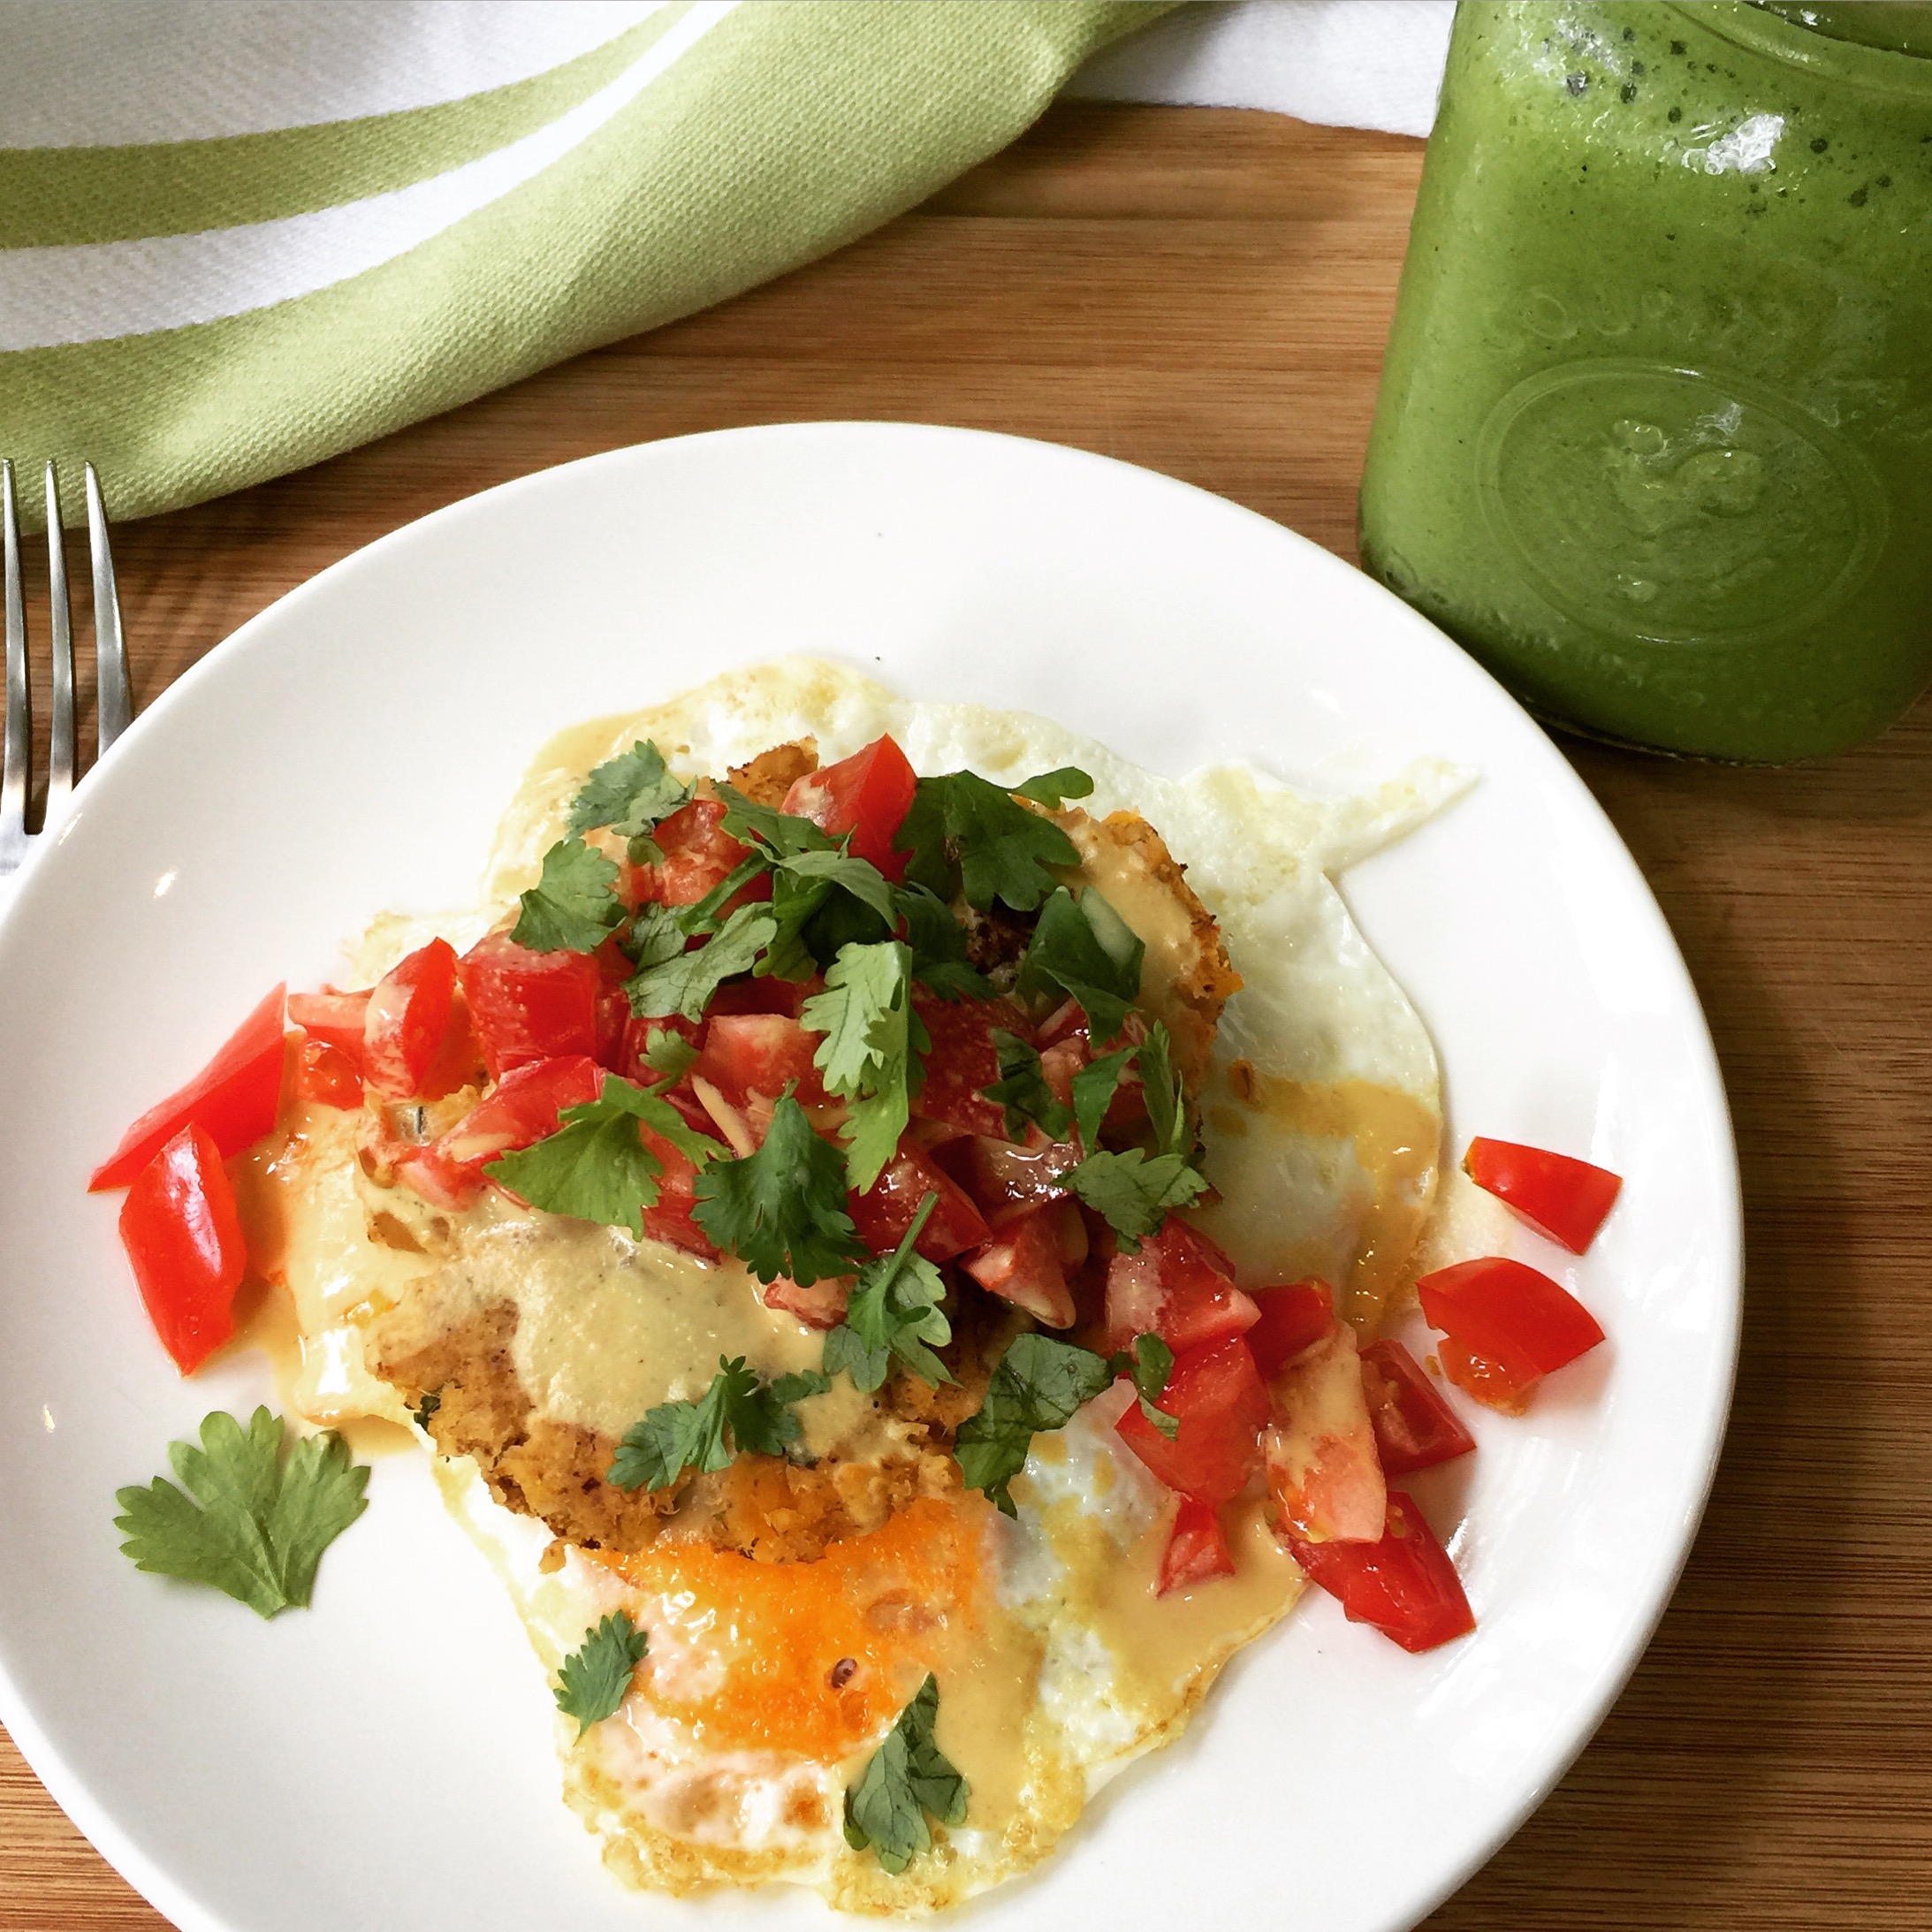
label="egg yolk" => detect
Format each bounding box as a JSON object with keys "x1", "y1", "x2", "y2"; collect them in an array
[{"x1": 591, "y1": 1496, "x2": 987, "y2": 1762}]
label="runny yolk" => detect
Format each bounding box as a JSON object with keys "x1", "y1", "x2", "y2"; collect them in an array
[{"x1": 589, "y1": 1496, "x2": 985, "y2": 1762}]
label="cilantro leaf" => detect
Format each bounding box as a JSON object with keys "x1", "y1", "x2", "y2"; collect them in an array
[
  {"x1": 553, "y1": 1611, "x2": 650, "y2": 1738},
  {"x1": 1070, "y1": 1043, "x2": 1136, "y2": 1156},
  {"x1": 607, "y1": 1356, "x2": 830, "y2": 1490},
  {"x1": 510, "y1": 837, "x2": 626, "y2": 953},
  {"x1": 1137, "y1": 1022, "x2": 1188, "y2": 1158},
  {"x1": 780, "y1": 849, "x2": 898, "y2": 926},
  {"x1": 567, "y1": 740, "x2": 689, "y2": 840},
  {"x1": 114, "y1": 1408, "x2": 369, "y2": 1619},
  {"x1": 1067, "y1": 1148, "x2": 1209, "y2": 1249},
  {"x1": 895, "y1": 772, "x2": 1079, "y2": 913},
  {"x1": 1116, "y1": 1331, "x2": 1179, "y2": 1439},
  {"x1": 1014, "y1": 766, "x2": 1095, "y2": 808},
  {"x1": 982, "y1": 1030, "x2": 1072, "y2": 1145},
  {"x1": 408, "y1": 1388, "x2": 442, "y2": 1431},
  {"x1": 485, "y1": 1075, "x2": 716, "y2": 1237},
  {"x1": 843, "y1": 1674, "x2": 970, "y2": 1875},
  {"x1": 714, "y1": 785, "x2": 839, "y2": 857},
  {"x1": 1017, "y1": 886, "x2": 1145, "y2": 1043},
  {"x1": 625, "y1": 901, "x2": 777, "y2": 1022},
  {"x1": 894, "y1": 882, "x2": 993, "y2": 1002},
  {"x1": 639, "y1": 1026, "x2": 699, "y2": 1082},
  {"x1": 801, "y1": 940, "x2": 929, "y2": 1193},
  {"x1": 675, "y1": 852, "x2": 773, "y2": 938},
  {"x1": 622, "y1": 901, "x2": 687, "y2": 970},
  {"x1": 757, "y1": 849, "x2": 896, "y2": 983},
  {"x1": 954, "y1": 1334, "x2": 1116, "y2": 1517},
  {"x1": 823, "y1": 1195, "x2": 955, "y2": 1393},
  {"x1": 691, "y1": 1092, "x2": 868, "y2": 1284}
]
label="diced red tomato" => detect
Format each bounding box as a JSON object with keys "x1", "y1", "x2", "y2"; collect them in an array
[
  {"x1": 1284, "y1": 1490, "x2": 1476, "y2": 1654},
  {"x1": 293, "y1": 1038, "x2": 363, "y2": 1111},
  {"x1": 118, "y1": 1124, "x2": 247, "y2": 1374},
  {"x1": 1359, "y1": 1339, "x2": 1476, "y2": 1475},
  {"x1": 1116, "y1": 1335, "x2": 1271, "y2": 1504},
  {"x1": 690, "y1": 1014, "x2": 829, "y2": 1111},
  {"x1": 1244, "y1": 1279, "x2": 1336, "y2": 1381},
  {"x1": 911, "y1": 994, "x2": 1027, "y2": 1139},
  {"x1": 639, "y1": 1122, "x2": 723, "y2": 1259},
  {"x1": 285, "y1": 989, "x2": 369, "y2": 1065},
  {"x1": 398, "y1": 1055, "x2": 603, "y2": 1209},
  {"x1": 783, "y1": 734, "x2": 918, "y2": 881},
  {"x1": 952, "y1": 1132, "x2": 1081, "y2": 1228},
  {"x1": 1464, "y1": 1137, "x2": 1623, "y2": 1253},
  {"x1": 458, "y1": 933, "x2": 607, "y2": 1078},
  {"x1": 633, "y1": 798, "x2": 761, "y2": 909},
  {"x1": 90, "y1": 985, "x2": 288, "y2": 1190},
  {"x1": 1103, "y1": 1214, "x2": 1259, "y2": 1356},
  {"x1": 707, "y1": 976, "x2": 812, "y2": 1020},
  {"x1": 1264, "y1": 1321, "x2": 1387, "y2": 1543},
  {"x1": 1158, "y1": 1497, "x2": 1237, "y2": 1595},
  {"x1": 764, "y1": 1274, "x2": 848, "y2": 1328},
  {"x1": 361, "y1": 939, "x2": 458, "y2": 1099},
  {"x1": 961, "y1": 1199, "x2": 1084, "y2": 1327},
  {"x1": 1417, "y1": 1256, "x2": 1606, "y2": 1411},
  {"x1": 851, "y1": 1145, "x2": 993, "y2": 1263}
]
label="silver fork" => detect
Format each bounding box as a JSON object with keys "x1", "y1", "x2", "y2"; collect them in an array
[{"x1": 0, "y1": 460, "x2": 132, "y2": 880}]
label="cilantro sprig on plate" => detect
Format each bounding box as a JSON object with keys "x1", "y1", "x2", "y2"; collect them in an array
[
  {"x1": 691, "y1": 1092, "x2": 868, "y2": 1284},
  {"x1": 822, "y1": 1194, "x2": 955, "y2": 1394},
  {"x1": 843, "y1": 1674, "x2": 970, "y2": 1875},
  {"x1": 553, "y1": 1611, "x2": 650, "y2": 1737},
  {"x1": 607, "y1": 1356, "x2": 832, "y2": 1492}
]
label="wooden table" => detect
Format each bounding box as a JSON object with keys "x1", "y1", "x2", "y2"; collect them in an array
[{"x1": 4, "y1": 103, "x2": 1928, "y2": 1932}]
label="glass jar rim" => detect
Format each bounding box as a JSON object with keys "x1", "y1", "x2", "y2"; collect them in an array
[{"x1": 1674, "y1": 2, "x2": 1932, "y2": 95}]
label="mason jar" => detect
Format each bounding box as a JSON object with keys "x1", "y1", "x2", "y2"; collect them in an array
[{"x1": 1358, "y1": 2, "x2": 1932, "y2": 762}]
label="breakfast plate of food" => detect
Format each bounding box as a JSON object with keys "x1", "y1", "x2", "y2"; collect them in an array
[{"x1": 0, "y1": 422, "x2": 1739, "y2": 1932}]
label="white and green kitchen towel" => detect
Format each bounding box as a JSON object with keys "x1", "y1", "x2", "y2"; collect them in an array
[{"x1": 0, "y1": 0, "x2": 1453, "y2": 527}]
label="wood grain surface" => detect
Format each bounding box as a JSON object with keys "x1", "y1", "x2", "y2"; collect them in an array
[{"x1": 4, "y1": 103, "x2": 1928, "y2": 1932}]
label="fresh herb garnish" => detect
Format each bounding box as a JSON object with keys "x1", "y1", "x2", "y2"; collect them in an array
[
  {"x1": 1069, "y1": 1042, "x2": 1137, "y2": 1155},
  {"x1": 981, "y1": 1029, "x2": 1073, "y2": 1145},
  {"x1": 639, "y1": 1025, "x2": 699, "y2": 1081},
  {"x1": 625, "y1": 901, "x2": 778, "y2": 1022},
  {"x1": 843, "y1": 1674, "x2": 970, "y2": 1875},
  {"x1": 954, "y1": 1333, "x2": 1117, "y2": 1517},
  {"x1": 510, "y1": 837, "x2": 626, "y2": 953},
  {"x1": 690, "y1": 1092, "x2": 868, "y2": 1284},
  {"x1": 822, "y1": 1195, "x2": 955, "y2": 1393},
  {"x1": 114, "y1": 1408, "x2": 369, "y2": 1619},
  {"x1": 484, "y1": 1075, "x2": 718, "y2": 1237},
  {"x1": 894, "y1": 772, "x2": 1082, "y2": 912},
  {"x1": 1068, "y1": 1147, "x2": 1209, "y2": 1249},
  {"x1": 607, "y1": 1356, "x2": 832, "y2": 1491},
  {"x1": 567, "y1": 740, "x2": 690, "y2": 844},
  {"x1": 1014, "y1": 766, "x2": 1096, "y2": 809},
  {"x1": 894, "y1": 883, "x2": 994, "y2": 1001},
  {"x1": 801, "y1": 939, "x2": 929, "y2": 1191},
  {"x1": 408, "y1": 1388, "x2": 442, "y2": 1431},
  {"x1": 1017, "y1": 885, "x2": 1145, "y2": 1043},
  {"x1": 553, "y1": 1610, "x2": 650, "y2": 1737},
  {"x1": 1117, "y1": 1331, "x2": 1179, "y2": 1439}
]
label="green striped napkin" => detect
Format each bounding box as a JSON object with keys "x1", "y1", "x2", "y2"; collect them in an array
[{"x1": 1, "y1": 0, "x2": 1168, "y2": 527}]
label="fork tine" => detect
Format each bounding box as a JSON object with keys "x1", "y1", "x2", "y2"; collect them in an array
[
  {"x1": 1, "y1": 460, "x2": 29, "y2": 874},
  {"x1": 44, "y1": 464, "x2": 75, "y2": 819},
  {"x1": 85, "y1": 463, "x2": 131, "y2": 756}
]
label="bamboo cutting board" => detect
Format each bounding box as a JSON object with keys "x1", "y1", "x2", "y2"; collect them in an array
[{"x1": 4, "y1": 103, "x2": 1928, "y2": 1932}]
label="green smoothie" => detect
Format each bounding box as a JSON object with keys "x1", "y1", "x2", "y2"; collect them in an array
[{"x1": 1358, "y1": 2, "x2": 1932, "y2": 761}]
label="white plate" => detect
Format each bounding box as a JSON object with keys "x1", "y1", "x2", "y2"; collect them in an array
[{"x1": 0, "y1": 423, "x2": 1739, "y2": 1932}]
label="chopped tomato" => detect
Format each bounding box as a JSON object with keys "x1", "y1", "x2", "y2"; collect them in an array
[
  {"x1": 285, "y1": 989, "x2": 369, "y2": 1065},
  {"x1": 952, "y1": 1131, "x2": 1081, "y2": 1227},
  {"x1": 1359, "y1": 1339, "x2": 1476, "y2": 1475},
  {"x1": 361, "y1": 939, "x2": 458, "y2": 1099},
  {"x1": 690, "y1": 1014, "x2": 829, "y2": 1111},
  {"x1": 458, "y1": 933, "x2": 606, "y2": 1078},
  {"x1": 293, "y1": 1038, "x2": 363, "y2": 1110},
  {"x1": 961, "y1": 1199, "x2": 1084, "y2": 1327},
  {"x1": 118, "y1": 1124, "x2": 247, "y2": 1373},
  {"x1": 640, "y1": 1122, "x2": 723, "y2": 1258},
  {"x1": 633, "y1": 798, "x2": 760, "y2": 909},
  {"x1": 1264, "y1": 1321, "x2": 1387, "y2": 1543},
  {"x1": 707, "y1": 976, "x2": 812, "y2": 1020},
  {"x1": 1464, "y1": 1137, "x2": 1622, "y2": 1253},
  {"x1": 1115, "y1": 1335, "x2": 1270, "y2": 1504},
  {"x1": 764, "y1": 1274, "x2": 848, "y2": 1328},
  {"x1": 90, "y1": 985, "x2": 287, "y2": 1190},
  {"x1": 1417, "y1": 1256, "x2": 1605, "y2": 1411},
  {"x1": 1103, "y1": 1214, "x2": 1259, "y2": 1356},
  {"x1": 1284, "y1": 1490, "x2": 1475, "y2": 1654},
  {"x1": 1244, "y1": 1279, "x2": 1336, "y2": 1381},
  {"x1": 911, "y1": 993, "x2": 1027, "y2": 1139},
  {"x1": 848, "y1": 1145, "x2": 990, "y2": 1267},
  {"x1": 784, "y1": 734, "x2": 918, "y2": 880},
  {"x1": 397, "y1": 1056, "x2": 601, "y2": 1209},
  {"x1": 1158, "y1": 1497, "x2": 1236, "y2": 1595}
]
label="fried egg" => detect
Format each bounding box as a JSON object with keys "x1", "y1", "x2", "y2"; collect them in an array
[{"x1": 240, "y1": 658, "x2": 1480, "y2": 1914}]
